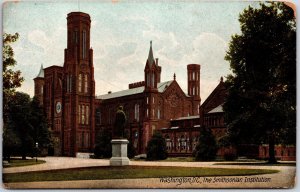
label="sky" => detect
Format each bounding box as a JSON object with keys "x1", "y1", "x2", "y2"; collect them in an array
[{"x1": 3, "y1": 0, "x2": 266, "y2": 101}]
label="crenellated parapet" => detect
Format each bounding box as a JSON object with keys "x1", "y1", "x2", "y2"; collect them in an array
[{"x1": 128, "y1": 81, "x2": 145, "y2": 89}]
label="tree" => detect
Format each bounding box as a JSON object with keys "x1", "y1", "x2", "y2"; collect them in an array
[
  {"x1": 3, "y1": 93, "x2": 50, "y2": 160},
  {"x1": 146, "y1": 131, "x2": 167, "y2": 161},
  {"x1": 3, "y1": 33, "x2": 25, "y2": 161},
  {"x1": 223, "y1": 2, "x2": 296, "y2": 163},
  {"x1": 193, "y1": 127, "x2": 218, "y2": 161},
  {"x1": 6, "y1": 92, "x2": 33, "y2": 160},
  {"x1": 94, "y1": 129, "x2": 112, "y2": 158},
  {"x1": 30, "y1": 97, "x2": 50, "y2": 149},
  {"x1": 3, "y1": 33, "x2": 24, "y2": 121}
]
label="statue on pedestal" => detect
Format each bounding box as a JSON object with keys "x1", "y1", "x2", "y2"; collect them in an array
[
  {"x1": 110, "y1": 105, "x2": 130, "y2": 166},
  {"x1": 113, "y1": 105, "x2": 126, "y2": 139}
]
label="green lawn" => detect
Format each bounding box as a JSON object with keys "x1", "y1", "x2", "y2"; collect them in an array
[
  {"x1": 3, "y1": 158, "x2": 46, "y2": 168},
  {"x1": 3, "y1": 166, "x2": 279, "y2": 183},
  {"x1": 214, "y1": 162, "x2": 296, "y2": 166}
]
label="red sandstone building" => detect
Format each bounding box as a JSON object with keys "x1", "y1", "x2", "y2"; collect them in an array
[
  {"x1": 34, "y1": 12, "x2": 295, "y2": 160},
  {"x1": 34, "y1": 12, "x2": 201, "y2": 156}
]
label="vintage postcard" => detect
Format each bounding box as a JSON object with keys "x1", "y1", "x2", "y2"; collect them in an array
[{"x1": 2, "y1": 0, "x2": 296, "y2": 189}]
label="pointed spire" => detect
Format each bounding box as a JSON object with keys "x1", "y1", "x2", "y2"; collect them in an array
[
  {"x1": 147, "y1": 41, "x2": 155, "y2": 67},
  {"x1": 36, "y1": 64, "x2": 44, "y2": 78},
  {"x1": 220, "y1": 76, "x2": 223, "y2": 82},
  {"x1": 173, "y1": 73, "x2": 176, "y2": 80}
]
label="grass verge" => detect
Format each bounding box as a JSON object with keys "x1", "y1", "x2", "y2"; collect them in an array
[
  {"x1": 3, "y1": 166, "x2": 279, "y2": 183},
  {"x1": 3, "y1": 159, "x2": 46, "y2": 168},
  {"x1": 214, "y1": 162, "x2": 296, "y2": 166}
]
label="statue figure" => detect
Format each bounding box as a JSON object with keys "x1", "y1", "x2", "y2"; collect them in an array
[{"x1": 113, "y1": 106, "x2": 127, "y2": 138}]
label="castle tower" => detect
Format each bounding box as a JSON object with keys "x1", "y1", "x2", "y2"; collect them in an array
[
  {"x1": 63, "y1": 12, "x2": 95, "y2": 156},
  {"x1": 143, "y1": 41, "x2": 161, "y2": 152},
  {"x1": 187, "y1": 64, "x2": 201, "y2": 114},
  {"x1": 144, "y1": 41, "x2": 161, "y2": 120},
  {"x1": 33, "y1": 64, "x2": 45, "y2": 106}
]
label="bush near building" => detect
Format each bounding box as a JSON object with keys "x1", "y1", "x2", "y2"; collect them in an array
[
  {"x1": 146, "y1": 131, "x2": 168, "y2": 161},
  {"x1": 94, "y1": 129, "x2": 112, "y2": 158},
  {"x1": 193, "y1": 127, "x2": 218, "y2": 161}
]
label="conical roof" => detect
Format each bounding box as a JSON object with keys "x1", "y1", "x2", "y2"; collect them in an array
[
  {"x1": 147, "y1": 41, "x2": 155, "y2": 67},
  {"x1": 36, "y1": 64, "x2": 44, "y2": 78}
]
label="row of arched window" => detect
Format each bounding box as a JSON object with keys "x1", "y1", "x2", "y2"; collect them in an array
[
  {"x1": 78, "y1": 73, "x2": 88, "y2": 93},
  {"x1": 146, "y1": 72, "x2": 156, "y2": 87},
  {"x1": 77, "y1": 132, "x2": 89, "y2": 148},
  {"x1": 78, "y1": 104, "x2": 89, "y2": 125},
  {"x1": 72, "y1": 30, "x2": 87, "y2": 59},
  {"x1": 189, "y1": 85, "x2": 199, "y2": 96},
  {"x1": 189, "y1": 71, "x2": 199, "y2": 81},
  {"x1": 165, "y1": 135, "x2": 199, "y2": 152}
]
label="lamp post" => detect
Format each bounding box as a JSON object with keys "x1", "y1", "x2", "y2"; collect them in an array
[{"x1": 35, "y1": 142, "x2": 39, "y2": 162}]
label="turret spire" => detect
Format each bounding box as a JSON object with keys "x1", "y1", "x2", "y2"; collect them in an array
[
  {"x1": 147, "y1": 41, "x2": 155, "y2": 67},
  {"x1": 36, "y1": 64, "x2": 44, "y2": 78}
]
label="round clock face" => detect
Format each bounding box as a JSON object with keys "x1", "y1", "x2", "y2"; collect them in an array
[{"x1": 56, "y1": 102, "x2": 62, "y2": 113}]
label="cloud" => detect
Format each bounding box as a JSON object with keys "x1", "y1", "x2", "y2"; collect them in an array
[{"x1": 28, "y1": 30, "x2": 51, "y2": 52}]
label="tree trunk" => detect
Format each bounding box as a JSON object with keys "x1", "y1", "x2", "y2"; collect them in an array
[{"x1": 268, "y1": 133, "x2": 277, "y2": 164}]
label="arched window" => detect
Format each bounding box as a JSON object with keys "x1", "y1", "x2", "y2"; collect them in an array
[
  {"x1": 78, "y1": 74, "x2": 82, "y2": 92},
  {"x1": 147, "y1": 73, "x2": 150, "y2": 87},
  {"x1": 96, "y1": 108, "x2": 101, "y2": 125},
  {"x1": 134, "y1": 104, "x2": 139, "y2": 122},
  {"x1": 86, "y1": 105, "x2": 89, "y2": 125},
  {"x1": 152, "y1": 72, "x2": 155, "y2": 87},
  {"x1": 81, "y1": 105, "x2": 85, "y2": 124},
  {"x1": 181, "y1": 135, "x2": 186, "y2": 150},
  {"x1": 78, "y1": 105, "x2": 81, "y2": 124},
  {"x1": 82, "y1": 30, "x2": 86, "y2": 59},
  {"x1": 157, "y1": 109, "x2": 160, "y2": 119},
  {"x1": 67, "y1": 75, "x2": 72, "y2": 92},
  {"x1": 84, "y1": 74, "x2": 88, "y2": 93}
]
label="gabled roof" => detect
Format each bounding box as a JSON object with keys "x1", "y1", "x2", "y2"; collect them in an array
[
  {"x1": 208, "y1": 104, "x2": 223, "y2": 113},
  {"x1": 97, "y1": 80, "x2": 173, "y2": 100},
  {"x1": 174, "y1": 115, "x2": 199, "y2": 121},
  {"x1": 35, "y1": 64, "x2": 44, "y2": 78},
  {"x1": 200, "y1": 77, "x2": 226, "y2": 112}
]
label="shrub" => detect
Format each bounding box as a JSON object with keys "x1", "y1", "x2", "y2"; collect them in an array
[
  {"x1": 193, "y1": 127, "x2": 218, "y2": 161},
  {"x1": 94, "y1": 129, "x2": 112, "y2": 158},
  {"x1": 224, "y1": 151, "x2": 237, "y2": 161},
  {"x1": 146, "y1": 131, "x2": 168, "y2": 161},
  {"x1": 127, "y1": 141, "x2": 136, "y2": 159}
]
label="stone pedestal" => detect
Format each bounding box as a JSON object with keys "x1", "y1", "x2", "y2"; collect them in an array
[{"x1": 110, "y1": 139, "x2": 130, "y2": 166}]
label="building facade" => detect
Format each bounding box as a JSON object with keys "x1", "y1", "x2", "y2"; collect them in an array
[
  {"x1": 34, "y1": 11, "x2": 295, "y2": 161},
  {"x1": 95, "y1": 43, "x2": 201, "y2": 154},
  {"x1": 34, "y1": 12, "x2": 95, "y2": 156},
  {"x1": 161, "y1": 77, "x2": 228, "y2": 157},
  {"x1": 34, "y1": 12, "x2": 201, "y2": 156}
]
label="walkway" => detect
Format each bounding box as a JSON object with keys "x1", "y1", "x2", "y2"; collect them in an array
[{"x1": 2, "y1": 157, "x2": 296, "y2": 189}]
